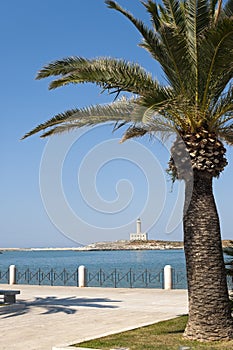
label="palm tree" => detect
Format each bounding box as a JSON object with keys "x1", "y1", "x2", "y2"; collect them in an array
[{"x1": 22, "y1": 0, "x2": 233, "y2": 341}]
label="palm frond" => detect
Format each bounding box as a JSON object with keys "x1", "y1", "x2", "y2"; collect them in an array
[
  {"x1": 185, "y1": 0, "x2": 212, "y2": 104},
  {"x1": 158, "y1": 24, "x2": 194, "y2": 96},
  {"x1": 210, "y1": 86, "x2": 233, "y2": 125},
  {"x1": 185, "y1": 0, "x2": 211, "y2": 106},
  {"x1": 119, "y1": 114, "x2": 177, "y2": 143},
  {"x1": 48, "y1": 57, "x2": 156, "y2": 95},
  {"x1": 106, "y1": 1, "x2": 195, "y2": 97},
  {"x1": 119, "y1": 126, "x2": 148, "y2": 143},
  {"x1": 141, "y1": 0, "x2": 161, "y2": 30},
  {"x1": 147, "y1": 113, "x2": 177, "y2": 132},
  {"x1": 43, "y1": 56, "x2": 175, "y2": 108},
  {"x1": 38, "y1": 57, "x2": 168, "y2": 100},
  {"x1": 105, "y1": 0, "x2": 162, "y2": 59},
  {"x1": 224, "y1": 0, "x2": 233, "y2": 16},
  {"x1": 218, "y1": 125, "x2": 233, "y2": 144},
  {"x1": 199, "y1": 18, "x2": 233, "y2": 108},
  {"x1": 21, "y1": 109, "x2": 78, "y2": 139},
  {"x1": 22, "y1": 98, "x2": 145, "y2": 139},
  {"x1": 36, "y1": 57, "x2": 90, "y2": 79},
  {"x1": 209, "y1": 0, "x2": 218, "y2": 19},
  {"x1": 160, "y1": 0, "x2": 185, "y2": 30},
  {"x1": 106, "y1": 0, "x2": 188, "y2": 94},
  {"x1": 138, "y1": 85, "x2": 175, "y2": 108}
]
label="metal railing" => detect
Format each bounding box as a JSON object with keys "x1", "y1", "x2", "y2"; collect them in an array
[
  {"x1": 16, "y1": 268, "x2": 79, "y2": 286},
  {"x1": 1, "y1": 266, "x2": 232, "y2": 290},
  {"x1": 173, "y1": 270, "x2": 187, "y2": 289},
  {"x1": 0, "y1": 267, "x2": 167, "y2": 288},
  {"x1": 0, "y1": 270, "x2": 8, "y2": 284},
  {"x1": 87, "y1": 268, "x2": 163, "y2": 288}
]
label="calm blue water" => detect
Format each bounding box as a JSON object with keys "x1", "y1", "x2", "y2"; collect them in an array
[
  {"x1": 0, "y1": 249, "x2": 187, "y2": 288},
  {"x1": 0, "y1": 249, "x2": 185, "y2": 272}
]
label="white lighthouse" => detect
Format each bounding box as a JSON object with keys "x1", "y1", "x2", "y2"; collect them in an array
[{"x1": 130, "y1": 218, "x2": 148, "y2": 241}]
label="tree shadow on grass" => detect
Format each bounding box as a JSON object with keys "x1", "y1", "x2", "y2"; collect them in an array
[
  {"x1": 0, "y1": 295, "x2": 121, "y2": 318},
  {"x1": 158, "y1": 314, "x2": 187, "y2": 335},
  {"x1": 167, "y1": 329, "x2": 185, "y2": 334}
]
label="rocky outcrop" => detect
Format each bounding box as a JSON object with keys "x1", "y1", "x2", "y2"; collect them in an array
[
  {"x1": 76, "y1": 240, "x2": 184, "y2": 251},
  {"x1": 75, "y1": 239, "x2": 232, "y2": 251}
]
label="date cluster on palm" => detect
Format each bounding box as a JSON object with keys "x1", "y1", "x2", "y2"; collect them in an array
[{"x1": 168, "y1": 130, "x2": 228, "y2": 181}]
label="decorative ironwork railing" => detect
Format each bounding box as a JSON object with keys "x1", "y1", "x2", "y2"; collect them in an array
[
  {"x1": 87, "y1": 268, "x2": 163, "y2": 288},
  {"x1": 0, "y1": 270, "x2": 8, "y2": 284},
  {"x1": 172, "y1": 270, "x2": 187, "y2": 289},
  {"x1": 16, "y1": 268, "x2": 79, "y2": 286},
  {"x1": 0, "y1": 266, "x2": 232, "y2": 290},
  {"x1": 0, "y1": 267, "x2": 167, "y2": 288}
]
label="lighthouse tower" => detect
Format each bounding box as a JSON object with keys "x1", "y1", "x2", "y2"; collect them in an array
[{"x1": 130, "y1": 218, "x2": 148, "y2": 241}]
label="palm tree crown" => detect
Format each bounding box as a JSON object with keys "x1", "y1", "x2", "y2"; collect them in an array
[{"x1": 23, "y1": 0, "x2": 233, "y2": 168}]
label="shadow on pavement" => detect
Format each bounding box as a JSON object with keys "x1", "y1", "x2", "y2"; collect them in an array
[{"x1": 0, "y1": 296, "x2": 121, "y2": 318}]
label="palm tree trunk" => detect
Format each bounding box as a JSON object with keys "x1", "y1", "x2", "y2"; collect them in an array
[{"x1": 183, "y1": 170, "x2": 232, "y2": 341}]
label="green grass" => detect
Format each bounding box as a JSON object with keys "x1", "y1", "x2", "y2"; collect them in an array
[{"x1": 74, "y1": 315, "x2": 233, "y2": 350}]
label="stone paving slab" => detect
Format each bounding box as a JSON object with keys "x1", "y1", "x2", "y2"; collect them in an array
[{"x1": 0, "y1": 285, "x2": 188, "y2": 350}]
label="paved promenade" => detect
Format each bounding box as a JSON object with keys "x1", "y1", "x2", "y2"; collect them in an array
[{"x1": 0, "y1": 285, "x2": 188, "y2": 350}]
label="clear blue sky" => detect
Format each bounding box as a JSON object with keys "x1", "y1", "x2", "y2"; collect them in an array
[{"x1": 1, "y1": 0, "x2": 233, "y2": 248}]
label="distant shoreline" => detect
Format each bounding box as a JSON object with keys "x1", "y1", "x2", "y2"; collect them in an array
[{"x1": 0, "y1": 239, "x2": 231, "y2": 251}]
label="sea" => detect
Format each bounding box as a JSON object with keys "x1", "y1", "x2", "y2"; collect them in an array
[
  {"x1": 0, "y1": 249, "x2": 186, "y2": 272},
  {"x1": 0, "y1": 249, "x2": 231, "y2": 289},
  {"x1": 0, "y1": 249, "x2": 187, "y2": 288}
]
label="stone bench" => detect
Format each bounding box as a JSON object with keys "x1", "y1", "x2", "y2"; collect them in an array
[{"x1": 0, "y1": 290, "x2": 20, "y2": 304}]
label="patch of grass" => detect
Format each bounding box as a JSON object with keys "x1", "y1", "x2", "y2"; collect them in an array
[{"x1": 74, "y1": 315, "x2": 233, "y2": 350}]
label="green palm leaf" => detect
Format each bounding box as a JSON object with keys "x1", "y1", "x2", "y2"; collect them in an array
[
  {"x1": 224, "y1": 0, "x2": 233, "y2": 16},
  {"x1": 22, "y1": 99, "x2": 137, "y2": 139},
  {"x1": 37, "y1": 57, "x2": 171, "y2": 102},
  {"x1": 36, "y1": 57, "x2": 90, "y2": 79},
  {"x1": 211, "y1": 86, "x2": 233, "y2": 121},
  {"x1": 141, "y1": 0, "x2": 161, "y2": 30},
  {"x1": 199, "y1": 18, "x2": 233, "y2": 109},
  {"x1": 105, "y1": 0, "x2": 163, "y2": 62},
  {"x1": 160, "y1": 0, "x2": 184, "y2": 29},
  {"x1": 218, "y1": 126, "x2": 233, "y2": 144},
  {"x1": 107, "y1": 1, "x2": 194, "y2": 97}
]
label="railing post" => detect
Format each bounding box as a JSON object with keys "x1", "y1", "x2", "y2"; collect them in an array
[
  {"x1": 164, "y1": 265, "x2": 173, "y2": 290},
  {"x1": 9, "y1": 265, "x2": 16, "y2": 285},
  {"x1": 78, "y1": 265, "x2": 87, "y2": 287}
]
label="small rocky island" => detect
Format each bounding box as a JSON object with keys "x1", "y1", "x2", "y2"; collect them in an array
[
  {"x1": 76, "y1": 240, "x2": 184, "y2": 251},
  {"x1": 75, "y1": 239, "x2": 231, "y2": 251}
]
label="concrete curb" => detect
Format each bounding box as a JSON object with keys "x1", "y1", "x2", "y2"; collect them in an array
[
  {"x1": 53, "y1": 347, "x2": 128, "y2": 350},
  {"x1": 52, "y1": 347, "x2": 100, "y2": 350},
  {"x1": 52, "y1": 318, "x2": 175, "y2": 350}
]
